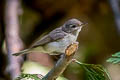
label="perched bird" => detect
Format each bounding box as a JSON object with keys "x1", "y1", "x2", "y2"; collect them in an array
[{"x1": 13, "y1": 19, "x2": 86, "y2": 56}]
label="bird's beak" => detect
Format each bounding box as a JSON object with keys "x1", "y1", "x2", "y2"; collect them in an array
[
  {"x1": 75, "y1": 22, "x2": 88, "y2": 30},
  {"x1": 77, "y1": 22, "x2": 88, "y2": 29},
  {"x1": 79, "y1": 22, "x2": 88, "y2": 27},
  {"x1": 74, "y1": 22, "x2": 88, "y2": 31}
]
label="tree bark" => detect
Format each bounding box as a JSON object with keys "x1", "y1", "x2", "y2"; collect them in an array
[{"x1": 4, "y1": 0, "x2": 24, "y2": 79}]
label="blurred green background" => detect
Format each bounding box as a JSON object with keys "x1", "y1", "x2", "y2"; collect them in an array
[{"x1": 1, "y1": 0, "x2": 120, "y2": 80}]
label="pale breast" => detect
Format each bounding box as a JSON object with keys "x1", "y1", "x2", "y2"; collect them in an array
[{"x1": 44, "y1": 34, "x2": 76, "y2": 54}]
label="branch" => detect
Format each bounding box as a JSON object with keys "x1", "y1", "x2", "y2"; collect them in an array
[
  {"x1": 42, "y1": 43, "x2": 78, "y2": 80},
  {"x1": 4, "y1": 0, "x2": 24, "y2": 79},
  {"x1": 109, "y1": 0, "x2": 120, "y2": 33}
]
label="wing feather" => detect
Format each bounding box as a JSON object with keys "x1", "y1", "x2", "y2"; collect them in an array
[{"x1": 31, "y1": 28, "x2": 67, "y2": 48}]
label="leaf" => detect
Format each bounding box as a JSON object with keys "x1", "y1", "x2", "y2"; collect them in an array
[
  {"x1": 15, "y1": 73, "x2": 43, "y2": 80},
  {"x1": 107, "y1": 52, "x2": 120, "y2": 64},
  {"x1": 74, "y1": 60, "x2": 111, "y2": 80},
  {"x1": 112, "y1": 52, "x2": 120, "y2": 57}
]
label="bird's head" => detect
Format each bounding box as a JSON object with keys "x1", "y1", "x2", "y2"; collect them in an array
[{"x1": 62, "y1": 19, "x2": 87, "y2": 33}]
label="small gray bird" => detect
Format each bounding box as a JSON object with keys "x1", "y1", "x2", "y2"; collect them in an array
[{"x1": 13, "y1": 19, "x2": 86, "y2": 56}]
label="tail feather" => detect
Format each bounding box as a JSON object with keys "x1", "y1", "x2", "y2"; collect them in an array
[{"x1": 12, "y1": 49, "x2": 30, "y2": 56}]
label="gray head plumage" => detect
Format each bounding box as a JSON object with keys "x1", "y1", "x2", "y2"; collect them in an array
[{"x1": 62, "y1": 19, "x2": 84, "y2": 33}]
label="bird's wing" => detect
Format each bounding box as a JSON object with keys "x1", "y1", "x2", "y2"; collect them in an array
[
  {"x1": 49, "y1": 27, "x2": 67, "y2": 40},
  {"x1": 31, "y1": 28, "x2": 67, "y2": 48},
  {"x1": 31, "y1": 35, "x2": 52, "y2": 48}
]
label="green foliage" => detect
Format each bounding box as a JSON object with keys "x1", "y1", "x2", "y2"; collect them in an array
[
  {"x1": 15, "y1": 73, "x2": 43, "y2": 80},
  {"x1": 15, "y1": 73, "x2": 68, "y2": 80},
  {"x1": 107, "y1": 52, "x2": 120, "y2": 64},
  {"x1": 16, "y1": 61, "x2": 68, "y2": 80},
  {"x1": 74, "y1": 60, "x2": 111, "y2": 80},
  {"x1": 15, "y1": 61, "x2": 111, "y2": 80}
]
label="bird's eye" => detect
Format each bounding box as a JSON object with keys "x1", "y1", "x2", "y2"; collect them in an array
[{"x1": 70, "y1": 24, "x2": 76, "y2": 28}]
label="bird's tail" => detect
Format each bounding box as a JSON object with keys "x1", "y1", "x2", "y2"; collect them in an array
[{"x1": 12, "y1": 49, "x2": 30, "y2": 56}]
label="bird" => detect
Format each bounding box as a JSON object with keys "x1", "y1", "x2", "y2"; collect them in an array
[{"x1": 13, "y1": 18, "x2": 86, "y2": 56}]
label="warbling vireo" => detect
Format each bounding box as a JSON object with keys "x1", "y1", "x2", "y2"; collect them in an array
[{"x1": 13, "y1": 19, "x2": 87, "y2": 56}]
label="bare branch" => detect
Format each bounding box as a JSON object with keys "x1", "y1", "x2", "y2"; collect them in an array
[
  {"x1": 109, "y1": 0, "x2": 120, "y2": 33},
  {"x1": 4, "y1": 0, "x2": 24, "y2": 79},
  {"x1": 42, "y1": 43, "x2": 78, "y2": 80}
]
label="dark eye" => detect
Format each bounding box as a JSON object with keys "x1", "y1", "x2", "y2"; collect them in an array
[{"x1": 70, "y1": 24, "x2": 76, "y2": 28}]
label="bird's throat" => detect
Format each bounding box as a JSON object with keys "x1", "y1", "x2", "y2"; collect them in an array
[{"x1": 72, "y1": 29, "x2": 81, "y2": 37}]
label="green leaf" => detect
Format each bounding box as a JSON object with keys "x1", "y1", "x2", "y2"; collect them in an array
[
  {"x1": 112, "y1": 52, "x2": 120, "y2": 57},
  {"x1": 74, "y1": 60, "x2": 111, "y2": 80},
  {"x1": 15, "y1": 73, "x2": 43, "y2": 80},
  {"x1": 107, "y1": 52, "x2": 120, "y2": 64},
  {"x1": 15, "y1": 73, "x2": 68, "y2": 80}
]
